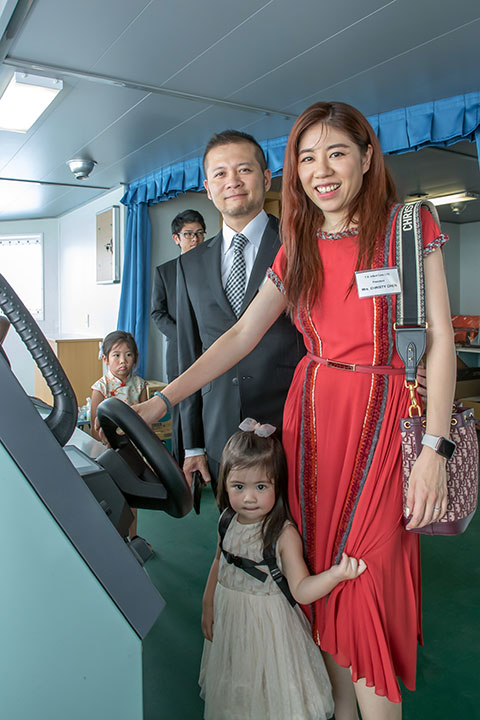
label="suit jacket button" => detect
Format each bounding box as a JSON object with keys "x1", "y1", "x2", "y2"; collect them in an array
[{"x1": 232, "y1": 377, "x2": 239, "y2": 386}]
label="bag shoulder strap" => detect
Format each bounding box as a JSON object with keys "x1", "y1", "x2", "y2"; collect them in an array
[{"x1": 394, "y1": 200, "x2": 439, "y2": 383}]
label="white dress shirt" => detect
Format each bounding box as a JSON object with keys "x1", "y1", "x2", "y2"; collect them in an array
[{"x1": 220, "y1": 210, "x2": 269, "y2": 288}]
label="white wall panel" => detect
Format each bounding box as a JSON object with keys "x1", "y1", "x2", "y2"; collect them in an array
[{"x1": 58, "y1": 187, "x2": 125, "y2": 338}]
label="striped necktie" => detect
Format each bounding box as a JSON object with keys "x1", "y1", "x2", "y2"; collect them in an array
[{"x1": 225, "y1": 233, "x2": 248, "y2": 317}]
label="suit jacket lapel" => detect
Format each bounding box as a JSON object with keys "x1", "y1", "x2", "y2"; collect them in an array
[
  {"x1": 206, "y1": 230, "x2": 235, "y2": 317},
  {"x1": 241, "y1": 215, "x2": 280, "y2": 313}
]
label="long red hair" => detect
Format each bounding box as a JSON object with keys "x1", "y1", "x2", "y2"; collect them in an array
[{"x1": 280, "y1": 102, "x2": 398, "y2": 314}]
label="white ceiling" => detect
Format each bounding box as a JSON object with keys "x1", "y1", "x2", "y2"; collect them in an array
[{"x1": 0, "y1": 0, "x2": 479, "y2": 222}]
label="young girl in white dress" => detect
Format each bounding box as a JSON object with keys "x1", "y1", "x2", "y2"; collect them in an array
[{"x1": 199, "y1": 419, "x2": 366, "y2": 720}]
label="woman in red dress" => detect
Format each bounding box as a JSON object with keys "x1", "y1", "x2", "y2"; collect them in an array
[{"x1": 137, "y1": 102, "x2": 455, "y2": 719}]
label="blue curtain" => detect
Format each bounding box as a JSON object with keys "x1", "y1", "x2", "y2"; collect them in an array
[
  {"x1": 118, "y1": 91, "x2": 480, "y2": 374},
  {"x1": 117, "y1": 202, "x2": 151, "y2": 378},
  {"x1": 369, "y1": 91, "x2": 480, "y2": 155}
]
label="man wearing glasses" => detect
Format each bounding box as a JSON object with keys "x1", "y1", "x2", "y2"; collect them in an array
[{"x1": 151, "y1": 209, "x2": 206, "y2": 463}]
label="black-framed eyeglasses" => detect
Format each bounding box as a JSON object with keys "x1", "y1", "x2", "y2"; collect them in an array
[{"x1": 178, "y1": 231, "x2": 206, "y2": 240}]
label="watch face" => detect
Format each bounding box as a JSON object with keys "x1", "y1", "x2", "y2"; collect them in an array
[{"x1": 438, "y1": 436, "x2": 456, "y2": 460}]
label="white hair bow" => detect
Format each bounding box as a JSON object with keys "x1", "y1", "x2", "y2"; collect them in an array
[{"x1": 238, "y1": 417, "x2": 276, "y2": 438}]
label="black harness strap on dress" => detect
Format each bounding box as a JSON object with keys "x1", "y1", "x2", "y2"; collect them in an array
[{"x1": 218, "y1": 508, "x2": 296, "y2": 607}]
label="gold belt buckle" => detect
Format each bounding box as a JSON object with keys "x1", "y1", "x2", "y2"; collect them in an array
[{"x1": 326, "y1": 359, "x2": 357, "y2": 372}]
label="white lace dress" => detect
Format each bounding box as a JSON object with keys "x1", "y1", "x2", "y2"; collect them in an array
[{"x1": 199, "y1": 516, "x2": 334, "y2": 720}]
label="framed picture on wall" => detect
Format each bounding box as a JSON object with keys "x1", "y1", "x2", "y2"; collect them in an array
[{"x1": 96, "y1": 206, "x2": 120, "y2": 283}]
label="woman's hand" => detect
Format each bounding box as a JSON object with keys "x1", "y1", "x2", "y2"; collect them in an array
[
  {"x1": 405, "y1": 447, "x2": 448, "y2": 529},
  {"x1": 330, "y1": 553, "x2": 367, "y2": 582},
  {"x1": 131, "y1": 394, "x2": 168, "y2": 426}
]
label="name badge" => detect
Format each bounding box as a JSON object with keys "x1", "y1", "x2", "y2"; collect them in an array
[{"x1": 355, "y1": 267, "x2": 401, "y2": 298}]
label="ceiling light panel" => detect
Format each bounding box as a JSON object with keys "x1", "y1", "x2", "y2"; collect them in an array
[
  {"x1": 0, "y1": 72, "x2": 63, "y2": 133},
  {"x1": 428, "y1": 192, "x2": 479, "y2": 206}
]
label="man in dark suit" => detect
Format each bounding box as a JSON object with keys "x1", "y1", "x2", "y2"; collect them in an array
[
  {"x1": 151, "y1": 209, "x2": 206, "y2": 462},
  {"x1": 176, "y1": 130, "x2": 305, "y2": 488}
]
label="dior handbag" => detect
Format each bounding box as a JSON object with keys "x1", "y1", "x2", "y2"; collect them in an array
[{"x1": 394, "y1": 202, "x2": 479, "y2": 535}]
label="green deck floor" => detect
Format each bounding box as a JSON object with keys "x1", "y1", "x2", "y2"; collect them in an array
[{"x1": 139, "y1": 485, "x2": 480, "y2": 719}]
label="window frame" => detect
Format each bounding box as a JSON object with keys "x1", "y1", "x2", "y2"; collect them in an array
[{"x1": 0, "y1": 232, "x2": 44, "y2": 320}]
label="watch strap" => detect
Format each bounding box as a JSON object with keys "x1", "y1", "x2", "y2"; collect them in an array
[
  {"x1": 421, "y1": 433, "x2": 440, "y2": 452},
  {"x1": 421, "y1": 433, "x2": 456, "y2": 459}
]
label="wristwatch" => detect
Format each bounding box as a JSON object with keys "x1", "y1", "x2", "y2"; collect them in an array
[{"x1": 421, "y1": 433, "x2": 456, "y2": 460}]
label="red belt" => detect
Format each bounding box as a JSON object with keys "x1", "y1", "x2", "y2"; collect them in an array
[{"x1": 307, "y1": 352, "x2": 404, "y2": 375}]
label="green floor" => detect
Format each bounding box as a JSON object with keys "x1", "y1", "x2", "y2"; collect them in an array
[
  {"x1": 140, "y1": 485, "x2": 218, "y2": 720},
  {"x1": 139, "y1": 485, "x2": 480, "y2": 719}
]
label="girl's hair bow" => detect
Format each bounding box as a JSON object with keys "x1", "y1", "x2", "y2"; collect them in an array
[{"x1": 238, "y1": 417, "x2": 276, "y2": 438}]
